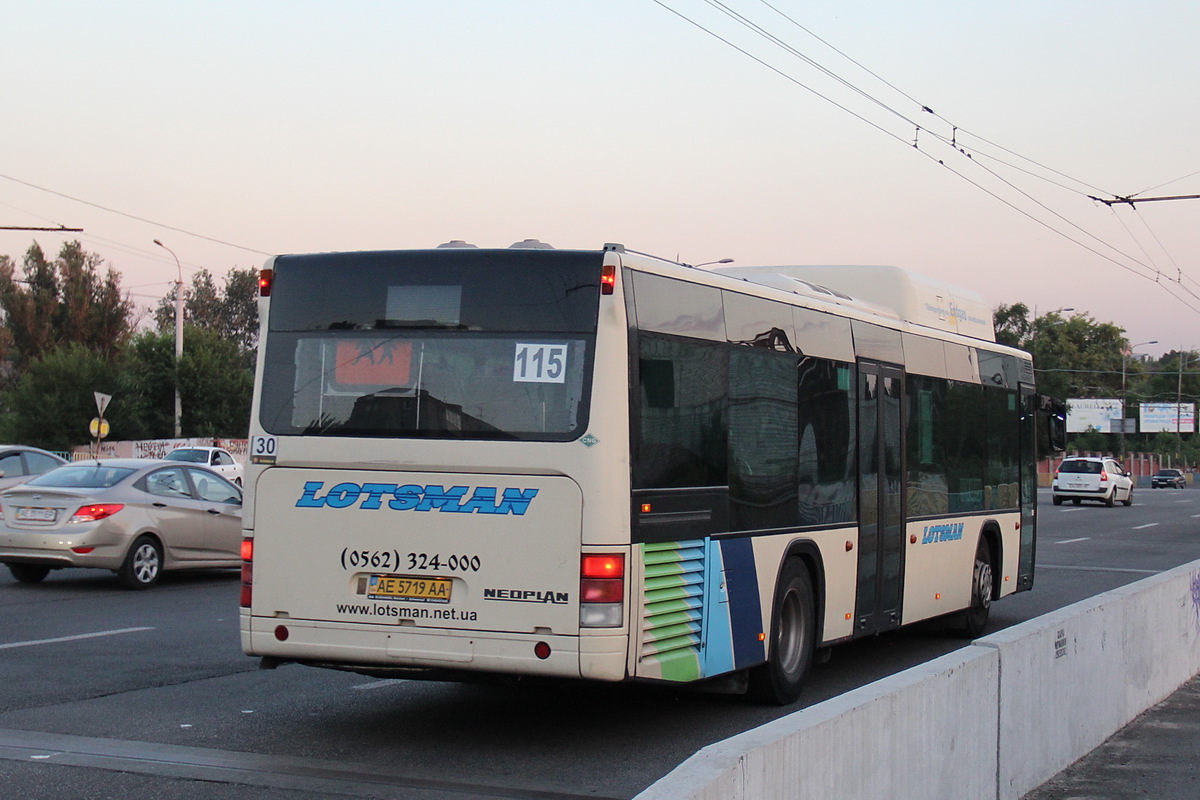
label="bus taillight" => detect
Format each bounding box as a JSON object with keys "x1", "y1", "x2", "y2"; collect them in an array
[
  {"x1": 580, "y1": 553, "x2": 624, "y2": 628},
  {"x1": 258, "y1": 269, "x2": 273, "y2": 297},
  {"x1": 601, "y1": 264, "x2": 616, "y2": 295},
  {"x1": 240, "y1": 538, "x2": 254, "y2": 608}
]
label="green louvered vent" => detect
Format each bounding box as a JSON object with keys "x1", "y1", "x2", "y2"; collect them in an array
[{"x1": 640, "y1": 539, "x2": 706, "y2": 664}]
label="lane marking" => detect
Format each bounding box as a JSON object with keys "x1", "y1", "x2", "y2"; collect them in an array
[
  {"x1": 1132, "y1": 523, "x2": 1160, "y2": 530},
  {"x1": 352, "y1": 679, "x2": 407, "y2": 691},
  {"x1": 0, "y1": 627, "x2": 154, "y2": 651},
  {"x1": 1039, "y1": 564, "x2": 1159, "y2": 575},
  {"x1": 1055, "y1": 537, "x2": 1091, "y2": 545},
  {"x1": 0, "y1": 728, "x2": 619, "y2": 800}
]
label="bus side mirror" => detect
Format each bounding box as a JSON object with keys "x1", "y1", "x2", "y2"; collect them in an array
[{"x1": 1039, "y1": 396, "x2": 1067, "y2": 455}]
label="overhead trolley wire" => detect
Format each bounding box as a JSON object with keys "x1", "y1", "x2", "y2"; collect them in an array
[
  {"x1": 0, "y1": 172, "x2": 271, "y2": 257},
  {"x1": 651, "y1": 0, "x2": 1200, "y2": 314}
]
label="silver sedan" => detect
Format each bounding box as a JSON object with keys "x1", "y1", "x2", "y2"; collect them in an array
[{"x1": 0, "y1": 458, "x2": 242, "y2": 589}]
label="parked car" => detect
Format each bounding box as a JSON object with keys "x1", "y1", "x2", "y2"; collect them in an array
[
  {"x1": 164, "y1": 446, "x2": 244, "y2": 485},
  {"x1": 0, "y1": 445, "x2": 67, "y2": 491},
  {"x1": 1051, "y1": 456, "x2": 1134, "y2": 507},
  {"x1": 1151, "y1": 468, "x2": 1188, "y2": 489},
  {"x1": 0, "y1": 459, "x2": 242, "y2": 589}
]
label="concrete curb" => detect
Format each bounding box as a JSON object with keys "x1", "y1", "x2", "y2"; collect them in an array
[{"x1": 636, "y1": 559, "x2": 1200, "y2": 800}]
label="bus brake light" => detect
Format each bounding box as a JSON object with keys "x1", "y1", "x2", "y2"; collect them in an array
[
  {"x1": 581, "y1": 554, "x2": 624, "y2": 578},
  {"x1": 259, "y1": 269, "x2": 273, "y2": 297},
  {"x1": 240, "y1": 538, "x2": 254, "y2": 608},
  {"x1": 601, "y1": 264, "x2": 616, "y2": 295}
]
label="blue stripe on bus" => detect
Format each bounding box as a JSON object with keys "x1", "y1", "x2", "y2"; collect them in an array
[{"x1": 718, "y1": 537, "x2": 766, "y2": 668}]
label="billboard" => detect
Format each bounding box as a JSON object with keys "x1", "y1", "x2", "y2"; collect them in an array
[
  {"x1": 1140, "y1": 402, "x2": 1196, "y2": 434},
  {"x1": 1066, "y1": 398, "x2": 1122, "y2": 433}
]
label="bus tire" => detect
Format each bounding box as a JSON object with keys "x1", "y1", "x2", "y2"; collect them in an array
[
  {"x1": 747, "y1": 559, "x2": 815, "y2": 705},
  {"x1": 958, "y1": 538, "x2": 993, "y2": 638}
]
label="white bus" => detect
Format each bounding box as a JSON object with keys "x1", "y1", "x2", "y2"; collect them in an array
[{"x1": 240, "y1": 241, "x2": 1063, "y2": 703}]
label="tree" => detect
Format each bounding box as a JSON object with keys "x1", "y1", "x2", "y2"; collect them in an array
[
  {"x1": 155, "y1": 266, "x2": 259, "y2": 363},
  {"x1": 177, "y1": 327, "x2": 253, "y2": 437},
  {"x1": 0, "y1": 241, "x2": 134, "y2": 372},
  {"x1": 993, "y1": 302, "x2": 1032, "y2": 348},
  {"x1": 0, "y1": 344, "x2": 124, "y2": 451},
  {"x1": 119, "y1": 328, "x2": 253, "y2": 439}
]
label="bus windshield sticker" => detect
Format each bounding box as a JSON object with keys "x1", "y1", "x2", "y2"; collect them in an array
[
  {"x1": 513, "y1": 342, "x2": 568, "y2": 384},
  {"x1": 334, "y1": 340, "x2": 412, "y2": 386}
]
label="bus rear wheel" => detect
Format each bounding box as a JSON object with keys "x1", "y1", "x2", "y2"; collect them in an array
[{"x1": 747, "y1": 559, "x2": 815, "y2": 705}]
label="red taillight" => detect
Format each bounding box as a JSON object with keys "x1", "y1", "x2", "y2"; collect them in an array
[
  {"x1": 69, "y1": 504, "x2": 124, "y2": 523},
  {"x1": 71, "y1": 547, "x2": 95, "y2": 554},
  {"x1": 600, "y1": 264, "x2": 616, "y2": 295},
  {"x1": 258, "y1": 268, "x2": 273, "y2": 297},
  {"x1": 580, "y1": 553, "x2": 625, "y2": 628},
  {"x1": 581, "y1": 579, "x2": 624, "y2": 603},
  {"x1": 581, "y1": 554, "x2": 624, "y2": 579},
  {"x1": 240, "y1": 537, "x2": 254, "y2": 608},
  {"x1": 1100, "y1": 470, "x2": 1109, "y2": 482}
]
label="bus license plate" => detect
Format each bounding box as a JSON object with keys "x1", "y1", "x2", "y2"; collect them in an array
[{"x1": 366, "y1": 574, "x2": 452, "y2": 603}]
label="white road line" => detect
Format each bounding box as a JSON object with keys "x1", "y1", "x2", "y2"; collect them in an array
[
  {"x1": 1132, "y1": 523, "x2": 1160, "y2": 530},
  {"x1": 352, "y1": 678, "x2": 407, "y2": 690},
  {"x1": 0, "y1": 627, "x2": 154, "y2": 650},
  {"x1": 1056, "y1": 537, "x2": 1091, "y2": 544}
]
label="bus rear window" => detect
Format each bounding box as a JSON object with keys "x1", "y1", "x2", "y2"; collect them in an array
[{"x1": 259, "y1": 249, "x2": 603, "y2": 442}]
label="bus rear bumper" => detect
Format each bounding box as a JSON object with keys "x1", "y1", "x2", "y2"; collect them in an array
[{"x1": 241, "y1": 615, "x2": 627, "y2": 682}]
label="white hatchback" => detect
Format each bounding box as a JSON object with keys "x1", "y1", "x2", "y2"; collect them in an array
[{"x1": 1051, "y1": 457, "x2": 1134, "y2": 507}]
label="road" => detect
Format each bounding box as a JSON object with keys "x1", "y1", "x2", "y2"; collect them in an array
[{"x1": 1, "y1": 486, "x2": 1198, "y2": 799}]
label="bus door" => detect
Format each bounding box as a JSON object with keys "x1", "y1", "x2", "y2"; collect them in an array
[{"x1": 855, "y1": 361, "x2": 906, "y2": 635}]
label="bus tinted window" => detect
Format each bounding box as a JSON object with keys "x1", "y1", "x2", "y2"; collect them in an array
[
  {"x1": 259, "y1": 250, "x2": 602, "y2": 441},
  {"x1": 269, "y1": 249, "x2": 603, "y2": 333}
]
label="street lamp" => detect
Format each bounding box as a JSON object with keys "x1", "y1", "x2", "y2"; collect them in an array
[
  {"x1": 1120, "y1": 340, "x2": 1157, "y2": 458},
  {"x1": 153, "y1": 239, "x2": 183, "y2": 439}
]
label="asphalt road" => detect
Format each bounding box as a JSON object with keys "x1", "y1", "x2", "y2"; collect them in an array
[{"x1": 1, "y1": 486, "x2": 1198, "y2": 799}]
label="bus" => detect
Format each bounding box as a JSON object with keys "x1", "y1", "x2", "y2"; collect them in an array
[{"x1": 240, "y1": 240, "x2": 1063, "y2": 704}]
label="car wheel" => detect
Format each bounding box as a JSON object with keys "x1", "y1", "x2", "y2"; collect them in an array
[
  {"x1": 1122, "y1": 488, "x2": 1133, "y2": 507},
  {"x1": 958, "y1": 538, "x2": 993, "y2": 638},
  {"x1": 1052, "y1": 495, "x2": 1063, "y2": 506},
  {"x1": 747, "y1": 558, "x2": 816, "y2": 705},
  {"x1": 7, "y1": 563, "x2": 50, "y2": 583},
  {"x1": 118, "y1": 535, "x2": 163, "y2": 590},
  {"x1": 1104, "y1": 490, "x2": 1116, "y2": 507}
]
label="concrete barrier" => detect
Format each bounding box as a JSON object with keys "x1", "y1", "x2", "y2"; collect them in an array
[
  {"x1": 636, "y1": 559, "x2": 1200, "y2": 800},
  {"x1": 987, "y1": 562, "x2": 1200, "y2": 799}
]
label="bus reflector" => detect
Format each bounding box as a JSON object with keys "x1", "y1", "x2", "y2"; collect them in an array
[
  {"x1": 259, "y1": 269, "x2": 273, "y2": 297},
  {"x1": 240, "y1": 538, "x2": 254, "y2": 608},
  {"x1": 534, "y1": 641, "x2": 551, "y2": 660},
  {"x1": 601, "y1": 264, "x2": 616, "y2": 295},
  {"x1": 580, "y1": 553, "x2": 624, "y2": 628}
]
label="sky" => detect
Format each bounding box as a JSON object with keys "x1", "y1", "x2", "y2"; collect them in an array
[{"x1": 2, "y1": 1, "x2": 1197, "y2": 358}]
